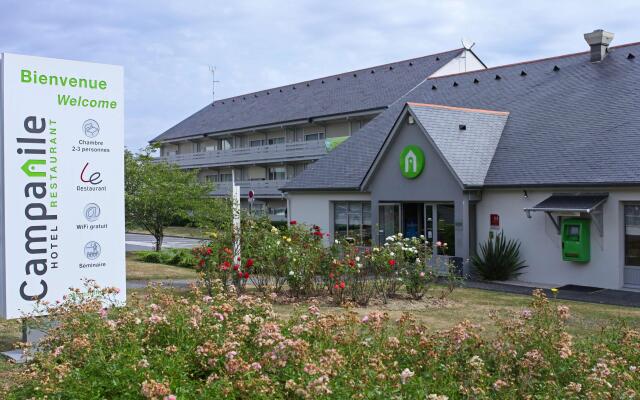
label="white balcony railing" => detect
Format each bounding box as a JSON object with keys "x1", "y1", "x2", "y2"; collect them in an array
[
  {"x1": 211, "y1": 179, "x2": 289, "y2": 198},
  {"x1": 159, "y1": 140, "x2": 329, "y2": 168}
]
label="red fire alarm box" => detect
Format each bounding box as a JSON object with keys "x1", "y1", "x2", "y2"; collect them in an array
[{"x1": 490, "y1": 214, "x2": 500, "y2": 229}]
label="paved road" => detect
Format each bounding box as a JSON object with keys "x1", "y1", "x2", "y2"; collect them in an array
[{"x1": 125, "y1": 233, "x2": 204, "y2": 251}]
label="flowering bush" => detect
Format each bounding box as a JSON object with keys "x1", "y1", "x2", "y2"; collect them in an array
[
  {"x1": 369, "y1": 233, "x2": 434, "y2": 302},
  {"x1": 5, "y1": 283, "x2": 640, "y2": 399},
  {"x1": 327, "y1": 239, "x2": 376, "y2": 305}
]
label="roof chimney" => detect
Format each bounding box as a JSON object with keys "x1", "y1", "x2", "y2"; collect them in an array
[{"x1": 584, "y1": 29, "x2": 615, "y2": 62}]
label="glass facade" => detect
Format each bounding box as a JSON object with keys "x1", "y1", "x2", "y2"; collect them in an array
[
  {"x1": 625, "y1": 204, "x2": 640, "y2": 266},
  {"x1": 334, "y1": 201, "x2": 372, "y2": 245}
]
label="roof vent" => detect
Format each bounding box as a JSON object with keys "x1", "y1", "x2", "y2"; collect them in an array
[
  {"x1": 267, "y1": 92, "x2": 270, "y2": 95},
  {"x1": 628, "y1": 53, "x2": 635, "y2": 60},
  {"x1": 553, "y1": 65, "x2": 560, "y2": 72},
  {"x1": 473, "y1": 78, "x2": 479, "y2": 84},
  {"x1": 232, "y1": 99, "x2": 235, "y2": 102},
  {"x1": 279, "y1": 89, "x2": 283, "y2": 92},
  {"x1": 337, "y1": 77, "x2": 341, "y2": 80},
  {"x1": 495, "y1": 74, "x2": 502, "y2": 80},
  {"x1": 292, "y1": 86, "x2": 296, "y2": 90},
  {"x1": 321, "y1": 80, "x2": 325, "y2": 84},
  {"x1": 520, "y1": 70, "x2": 527, "y2": 76},
  {"x1": 459, "y1": 124, "x2": 467, "y2": 131},
  {"x1": 453, "y1": 81, "x2": 458, "y2": 87},
  {"x1": 431, "y1": 85, "x2": 437, "y2": 90},
  {"x1": 409, "y1": 62, "x2": 413, "y2": 66},
  {"x1": 389, "y1": 66, "x2": 394, "y2": 70},
  {"x1": 353, "y1": 73, "x2": 357, "y2": 77},
  {"x1": 584, "y1": 29, "x2": 615, "y2": 62},
  {"x1": 371, "y1": 70, "x2": 375, "y2": 74},
  {"x1": 254, "y1": 94, "x2": 258, "y2": 98},
  {"x1": 435, "y1": 57, "x2": 440, "y2": 61}
]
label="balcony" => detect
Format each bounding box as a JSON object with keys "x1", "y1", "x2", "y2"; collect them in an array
[
  {"x1": 159, "y1": 140, "x2": 329, "y2": 168},
  {"x1": 211, "y1": 179, "x2": 288, "y2": 198}
]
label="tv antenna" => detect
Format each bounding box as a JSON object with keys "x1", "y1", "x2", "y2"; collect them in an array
[
  {"x1": 209, "y1": 66, "x2": 220, "y2": 104},
  {"x1": 461, "y1": 37, "x2": 475, "y2": 50}
]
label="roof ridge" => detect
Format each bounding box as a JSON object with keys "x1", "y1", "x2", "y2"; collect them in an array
[
  {"x1": 428, "y1": 41, "x2": 640, "y2": 80},
  {"x1": 210, "y1": 48, "x2": 463, "y2": 105},
  {"x1": 407, "y1": 102, "x2": 509, "y2": 115}
]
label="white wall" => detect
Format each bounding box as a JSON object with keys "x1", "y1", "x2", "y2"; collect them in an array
[
  {"x1": 287, "y1": 192, "x2": 371, "y2": 244},
  {"x1": 430, "y1": 49, "x2": 486, "y2": 77},
  {"x1": 476, "y1": 188, "x2": 640, "y2": 289}
]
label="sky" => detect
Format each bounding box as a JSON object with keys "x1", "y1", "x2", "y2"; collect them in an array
[{"x1": 1, "y1": 0, "x2": 639, "y2": 151}]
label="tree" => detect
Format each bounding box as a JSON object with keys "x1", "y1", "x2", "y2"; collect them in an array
[{"x1": 125, "y1": 146, "x2": 217, "y2": 251}]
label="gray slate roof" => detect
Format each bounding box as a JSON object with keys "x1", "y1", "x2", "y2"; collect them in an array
[
  {"x1": 283, "y1": 42, "x2": 640, "y2": 190},
  {"x1": 151, "y1": 49, "x2": 464, "y2": 142},
  {"x1": 407, "y1": 103, "x2": 509, "y2": 187}
]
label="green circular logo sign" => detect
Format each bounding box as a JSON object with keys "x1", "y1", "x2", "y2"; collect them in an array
[{"x1": 399, "y1": 145, "x2": 425, "y2": 179}]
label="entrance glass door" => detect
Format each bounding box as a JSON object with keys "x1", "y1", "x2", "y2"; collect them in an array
[
  {"x1": 402, "y1": 203, "x2": 424, "y2": 239},
  {"x1": 423, "y1": 203, "x2": 455, "y2": 255},
  {"x1": 378, "y1": 203, "x2": 400, "y2": 243}
]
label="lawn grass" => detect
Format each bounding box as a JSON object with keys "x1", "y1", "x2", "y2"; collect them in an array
[
  {"x1": 270, "y1": 285, "x2": 640, "y2": 337},
  {"x1": 126, "y1": 252, "x2": 198, "y2": 280},
  {"x1": 128, "y1": 226, "x2": 207, "y2": 239}
]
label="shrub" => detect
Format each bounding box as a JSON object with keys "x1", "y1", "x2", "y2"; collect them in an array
[
  {"x1": 6, "y1": 282, "x2": 640, "y2": 399},
  {"x1": 138, "y1": 249, "x2": 197, "y2": 268},
  {"x1": 139, "y1": 251, "x2": 164, "y2": 264},
  {"x1": 472, "y1": 231, "x2": 527, "y2": 281}
]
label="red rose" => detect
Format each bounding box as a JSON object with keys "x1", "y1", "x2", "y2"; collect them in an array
[
  {"x1": 246, "y1": 258, "x2": 254, "y2": 268},
  {"x1": 329, "y1": 272, "x2": 334, "y2": 279},
  {"x1": 388, "y1": 259, "x2": 396, "y2": 267},
  {"x1": 237, "y1": 271, "x2": 243, "y2": 278},
  {"x1": 333, "y1": 284, "x2": 339, "y2": 290},
  {"x1": 198, "y1": 259, "x2": 205, "y2": 267},
  {"x1": 244, "y1": 272, "x2": 250, "y2": 279},
  {"x1": 233, "y1": 264, "x2": 239, "y2": 271},
  {"x1": 290, "y1": 220, "x2": 297, "y2": 225},
  {"x1": 206, "y1": 248, "x2": 212, "y2": 255},
  {"x1": 339, "y1": 281, "x2": 345, "y2": 289}
]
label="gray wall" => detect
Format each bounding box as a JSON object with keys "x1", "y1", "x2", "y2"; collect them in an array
[{"x1": 364, "y1": 115, "x2": 470, "y2": 259}]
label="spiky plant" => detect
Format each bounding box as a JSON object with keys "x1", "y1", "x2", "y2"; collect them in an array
[{"x1": 472, "y1": 232, "x2": 527, "y2": 281}]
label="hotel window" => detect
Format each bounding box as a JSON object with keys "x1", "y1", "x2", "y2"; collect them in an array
[
  {"x1": 625, "y1": 205, "x2": 640, "y2": 266},
  {"x1": 219, "y1": 172, "x2": 233, "y2": 182},
  {"x1": 204, "y1": 174, "x2": 218, "y2": 183},
  {"x1": 304, "y1": 132, "x2": 325, "y2": 141},
  {"x1": 220, "y1": 138, "x2": 232, "y2": 150},
  {"x1": 268, "y1": 167, "x2": 286, "y2": 181},
  {"x1": 334, "y1": 201, "x2": 372, "y2": 245},
  {"x1": 269, "y1": 207, "x2": 287, "y2": 217},
  {"x1": 250, "y1": 139, "x2": 265, "y2": 147},
  {"x1": 204, "y1": 144, "x2": 217, "y2": 152},
  {"x1": 268, "y1": 137, "x2": 285, "y2": 145}
]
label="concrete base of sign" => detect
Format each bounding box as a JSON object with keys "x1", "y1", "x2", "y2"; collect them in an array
[{"x1": 0, "y1": 324, "x2": 50, "y2": 364}]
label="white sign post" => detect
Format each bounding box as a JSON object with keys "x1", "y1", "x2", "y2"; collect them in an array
[
  {"x1": 0, "y1": 53, "x2": 126, "y2": 319},
  {"x1": 231, "y1": 170, "x2": 241, "y2": 264}
]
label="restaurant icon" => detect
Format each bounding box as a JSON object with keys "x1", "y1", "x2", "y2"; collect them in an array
[
  {"x1": 84, "y1": 241, "x2": 101, "y2": 260},
  {"x1": 82, "y1": 119, "x2": 100, "y2": 138}
]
